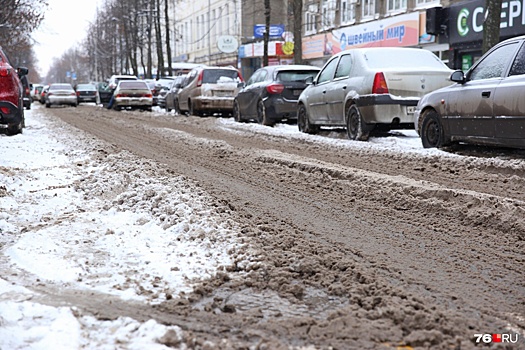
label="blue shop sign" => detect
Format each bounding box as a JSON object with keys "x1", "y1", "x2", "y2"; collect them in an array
[{"x1": 254, "y1": 24, "x2": 285, "y2": 38}]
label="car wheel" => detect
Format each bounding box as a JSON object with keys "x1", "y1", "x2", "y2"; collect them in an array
[
  {"x1": 173, "y1": 98, "x2": 181, "y2": 114},
  {"x1": 346, "y1": 105, "x2": 370, "y2": 141},
  {"x1": 297, "y1": 104, "x2": 319, "y2": 134},
  {"x1": 421, "y1": 109, "x2": 448, "y2": 148},
  {"x1": 256, "y1": 99, "x2": 274, "y2": 126},
  {"x1": 45, "y1": 103, "x2": 50, "y2": 108},
  {"x1": 189, "y1": 100, "x2": 202, "y2": 116},
  {"x1": 233, "y1": 100, "x2": 244, "y2": 122}
]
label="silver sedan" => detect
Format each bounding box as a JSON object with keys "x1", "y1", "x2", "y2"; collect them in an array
[{"x1": 45, "y1": 83, "x2": 78, "y2": 108}]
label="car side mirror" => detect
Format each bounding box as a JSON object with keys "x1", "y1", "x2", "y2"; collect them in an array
[
  {"x1": 237, "y1": 82, "x2": 245, "y2": 88},
  {"x1": 305, "y1": 76, "x2": 314, "y2": 85},
  {"x1": 17, "y1": 67, "x2": 28, "y2": 76},
  {"x1": 450, "y1": 70, "x2": 466, "y2": 84}
]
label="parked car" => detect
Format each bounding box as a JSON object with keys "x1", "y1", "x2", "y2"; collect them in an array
[
  {"x1": 233, "y1": 65, "x2": 321, "y2": 126},
  {"x1": 0, "y1": 46, "x2": 28, "y2": 135},
  {"x1": 39, "y1": 85, "x2": 49, "y2": 104},
  {"x1": 416, "y1": 35, "x2": 525, "y2": 150},
  {"x1": 111, "y1": 80, "x2": 153, "y2": 111},
  {"x1": 75, "y1": 83, "x2": 99, "y2": 104},
  {"x1": 163, "y1": 75, "x2": 186, "y2": 113},
  {"x1": 297, "y1": 47, "x2": 453, "y2": 141},
  {"x1": 177, "y1": 66, "x2": 243, "y2": 116},
  {"x1": 156, "y1": 81, "x2": 173, "y2": 110},
  {"x1": 45, "y1": 83, "x2": 78, "y2": 107},
  {"x1": 108, "y1": 74, "x2": 138, "y2": 90},
  {"x1": 31, "y1": 84, "x2": 44, "y2": 102},
  {"x1": 19, "y1": 76, "x2": 31, "y2": 110}
]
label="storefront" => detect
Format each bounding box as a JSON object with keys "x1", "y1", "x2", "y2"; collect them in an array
[
  {"x1": 238, "y1": 41, "x2": 293, "y2": 81},
  {"x1": 301, "y1": 11, "x2": 447, "y2": 67},
  {"x1": 446, "y1": 0, "x2": 525, "y2": 70}
]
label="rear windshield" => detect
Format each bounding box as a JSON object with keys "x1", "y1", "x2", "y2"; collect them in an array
[
  {"x1": 363, "y1": 50, "x2": 448, "y2": 69},
  {"x1": 77, "y1": 84, "x2": 96, "y2": 91},
  {"x1": 50, "y1": 84, "x2": 73, "y2": 91},
  {"x1": 202, "y1": 69, "x2": 240, "y2": 83},
  {"x1": 120, "y1": 81, "x2": 148, "y2": 89},
  {"x1": 276, "y1": 70, "x2": 319, "y2": 82}
]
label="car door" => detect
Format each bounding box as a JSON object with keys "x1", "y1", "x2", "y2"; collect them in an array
[
  {"x1": 446, "y1": 42, "x2": 519, "y2": 139},
  {"x1": 306, "y1": 56, "x2": 339, "y2": 123},
  {"x1": 178, "y1": 69, "x2": 198, "y2": 112},
  {"x1": 325, "y1": 53, "x2": 352, "y2": 124},
  {"x1": 237, "y1": 69, "x2": 267, "y2": 118},
  {"x1": 492, "y1": 40, "x2": 525, "y2": 143}
]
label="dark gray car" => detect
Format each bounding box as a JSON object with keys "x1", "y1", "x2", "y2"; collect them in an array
[
  {"x1": 416, "y1": 35, "x2": 525, "y2": 149},
  {"x1": 233, "y1": 65, "x2": 320, "y2": 126}
]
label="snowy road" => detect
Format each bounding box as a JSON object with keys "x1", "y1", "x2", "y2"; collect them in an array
[{"x1": 1, "y1": 104, "x2": 524, "y2": 349}]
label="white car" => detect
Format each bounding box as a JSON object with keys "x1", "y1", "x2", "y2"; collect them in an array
[
  {"x1": 45, "y1": 83, "x2": 77, "y2": 108},
  {"x1": 111, "y1": 80, "x2": 153, "y2": 111},
  {"x1": 107, "y1": 74, "x2": 138, "y2": 90},
  {"x1": 297, "y1": 47, "x2": 454, "y2": 141}
]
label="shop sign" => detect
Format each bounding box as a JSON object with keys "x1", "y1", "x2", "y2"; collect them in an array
[
  {"x1": 239, "y1": 41, "x2": 285, "y2": 58},
  {"x1": 217, "y1": 35, "x2": 239, "y2": 53},
  {"x1": 253, "y1": 24, "x2": 285, "y2": 38},
  {"x1": 302, "y1": 13, "x2": 419, "y2": 59},
  {"x1": 450, "y1": 0, "x2": 525, "y2": 44}
]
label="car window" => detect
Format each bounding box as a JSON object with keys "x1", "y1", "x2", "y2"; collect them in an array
[
  {"x1": 509, "y1": 42, "x2": 525, "y2": 76},
  {"x1": 246, "y1": 70, "x2": 263, "y2": 86},
  {"x1": 202, "y1": 69, "x2": 240, "y2": 83},
  {"x1": 469, "y1": 42, "x2": 519, "y2": 80},
  {"x1": 335, "y1": 54, "x2": 352, "y2": 79},
  {"x1": 363, "y1": 49, "x2": 448, "y2": 69},
  {"x1": 120, "y1": 81, "x2": 148, "y2": 89},
  {"x1": 276, "y1": 70, "x2": 319, "y2": 82},
  {"x1": 317, "y1": 57, "x2": 339, "y2": 84}
]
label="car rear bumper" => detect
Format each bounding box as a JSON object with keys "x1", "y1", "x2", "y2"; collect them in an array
[
  {"x1": 355, "y1": 94, "x2": 418, "y2": 126},
  {"x1": 48, "y1": 96, "x2": 77, "y2": 105},
  {"x1": 115, "y1": 97, "x2": 153, "y2": 107},
  {"x1": 0, "y1": 101, "x2": 22, "y2": 128},
  {"x1": 264, "y1": 96, "x2": 299, "y2": 120},
  {"x1": 194, "y1": 97, "x2": 234, "y2": 111}
]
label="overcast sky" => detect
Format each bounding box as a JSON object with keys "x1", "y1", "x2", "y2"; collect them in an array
[{"x1": 32, "y1": 0, "x2": 103, "y2": 77}]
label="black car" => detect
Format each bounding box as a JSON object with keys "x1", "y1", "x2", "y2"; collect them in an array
[
  {"x1": 233, "y1": 65, "x2": 320, "y2": 126},
  {"x1": 20, "y1": 75, "x2": 31, "y2": 110},
  {"x1": 76, "y1": 83, "x2": 99, "y2": 104}
]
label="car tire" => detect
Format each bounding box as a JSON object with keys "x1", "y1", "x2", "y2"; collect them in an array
[
  {"x1": 173, "y1": 98, "x2": 181, "y2": 114},
  {"x1": 189, "y1": 100, "x2": 202, "y2": 116},
  {"x1": 421, "y1": 109, "x2": 448, "y2": 149},
  {"x1": 233, "y1": 100, "x2": 244, "y2": 122},
  {"x1": 45, "y1": 103, "x2": 50, "y2": 108},
  {"x1": 346, "y1": 105, "x2": 370, "y2": 141},
  {"x1": 297, "y1": 104, "x2": 319, "y2": 134},
  {"x1": 256, "y1": 100, "x2": 274, "y2": 126}
]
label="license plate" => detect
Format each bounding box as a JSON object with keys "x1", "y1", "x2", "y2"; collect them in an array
[
  {"x1": 407, "y1": 106, "x2": 416, "y2": 114},
  {"x1": 293, "y1": 90, "x2": 302, "y2": 96}
]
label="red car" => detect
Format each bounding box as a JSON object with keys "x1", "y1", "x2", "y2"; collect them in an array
[{"x1": 0, "y1": 46, "x2": 28, "y2": 135}]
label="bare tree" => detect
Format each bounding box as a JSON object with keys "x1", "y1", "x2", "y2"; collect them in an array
[
  {"x1": 292, "y1": 0, "x2": 303, "y2": 65},
  {"x1": 164, "y1": 0, "x2": 173, "y2": 76},
  {"x1": 482, "y1": 0, "x2": 502, "y2": 54},
  {"x1": 263, "y1": 0, "x2": 270, "y2": 66}
]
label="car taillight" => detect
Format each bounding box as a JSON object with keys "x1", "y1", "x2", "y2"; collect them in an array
[
  {"x1": 76, "y1": 91, "x2": 80, "y2": 96},
  {"x1": 0, "y1": 67, "x2": 10, "y2": 77},
  {"x1": 47, "y1": 92, "x2": 53, "y2": 96},
  {"x1": 196, "y1": 70, "x2": 204, "y2": 87},
  {"x1": 266, "y1": 83, "x2": 284, "y2": 94},
  {"x1": 372, "y1": 72, "x2": 389, "y2": 94},
  {"x1": 144, "y1": 93, "x2": 153, "y2": 98},
  {"x1": 0, "y1": 107, "x2": 10, "y2": 114}
]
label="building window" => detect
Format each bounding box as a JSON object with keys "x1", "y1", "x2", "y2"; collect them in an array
[
  {"x1": 322, "y1": 0, "x2": 336, "y2": 30},
  {"x1": 341, "y1": 0, "x2": 356, "y2": 25},
  {"x1": 362, "y1": 0, "x2": 375, "y2": 19},
  {"x1": 388, "y1": 0, "x2": 407, "y2": 13},
  {"x1": 305, "y1": 4, "x2": 318, "y2": 35},
  {"x1": 415, "y1": 0, "x2": 439, "y2": 7}
]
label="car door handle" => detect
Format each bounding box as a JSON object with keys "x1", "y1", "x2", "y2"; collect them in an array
[{"x1": 481, "y1": 91, "x2": 491, "y2": 98}]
